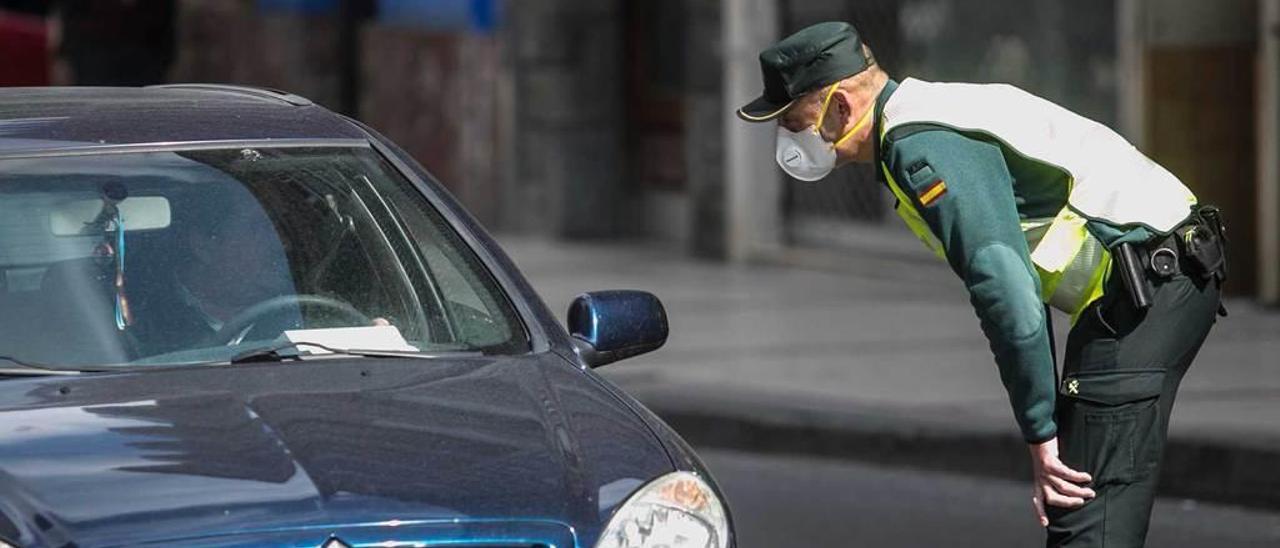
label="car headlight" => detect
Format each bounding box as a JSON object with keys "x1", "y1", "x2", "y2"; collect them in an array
[{"x1": 595, "y1": 471, "x2": 730, "y2": 548}]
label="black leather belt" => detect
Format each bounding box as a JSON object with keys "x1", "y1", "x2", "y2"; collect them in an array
[{"x1": 1113, "y1": 205, "x2": 1228, "y2": 315}]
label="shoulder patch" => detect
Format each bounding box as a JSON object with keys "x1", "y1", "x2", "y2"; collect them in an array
[{"x1": 919, "y1": 179, "x2": 948, "y2": 207}]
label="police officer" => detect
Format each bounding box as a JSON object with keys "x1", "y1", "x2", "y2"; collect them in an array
[{"x1": 737, "y1": 22, "x2": 1227, "y2": 547}]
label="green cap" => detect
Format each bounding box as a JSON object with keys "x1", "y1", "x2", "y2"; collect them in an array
[{"x1": 737, "y1": 21, "x2": 873, "y2": 123}]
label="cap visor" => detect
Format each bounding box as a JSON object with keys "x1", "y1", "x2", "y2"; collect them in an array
[{"x1": 736, "y1": 95, "x2": 795, "y2": 122}]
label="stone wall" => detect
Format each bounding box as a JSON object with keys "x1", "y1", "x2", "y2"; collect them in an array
[
  {"x1": 359, "y1": 27, "x2": 500, "y2": 225},
  {"x1": 503, "y1": 0, "x2": 630, "y2": 239},
  {"x1": 171, "y1": 1, "x2": 342, "y2": 109},
  {"x1": 683, "y1": 0, "x2": 727, "y2": 257}
]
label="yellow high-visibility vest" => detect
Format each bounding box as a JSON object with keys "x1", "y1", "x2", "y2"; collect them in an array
[{"x1": 879, "y1": 78, "x2": 1197, "y2": 321}]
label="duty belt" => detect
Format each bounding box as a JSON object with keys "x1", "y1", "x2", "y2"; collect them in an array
[{"x1": 1114, "y1": 204, "x2": 1229, "y2": 315}]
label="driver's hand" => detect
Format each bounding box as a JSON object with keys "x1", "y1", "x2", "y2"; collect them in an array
[
  {"x1": 1029, "y1": 437, "x2": 1094, "y2": 527},
  {"x1": 371, "y1": 317, "x2": 391, "y2": 326}
]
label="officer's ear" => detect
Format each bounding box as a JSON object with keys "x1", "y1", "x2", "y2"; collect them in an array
[{"x1": 824, "y1": 87, "x2": 853, "y2": 134}]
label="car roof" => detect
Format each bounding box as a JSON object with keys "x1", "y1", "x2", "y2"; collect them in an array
[{"x1": 0, "y1": 85, "x2": 367, "y2": 155}]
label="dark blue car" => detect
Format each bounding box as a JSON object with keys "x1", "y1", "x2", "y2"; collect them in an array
[{"x1": 0, "y1": 86, "x2": 733, "y2": 548}]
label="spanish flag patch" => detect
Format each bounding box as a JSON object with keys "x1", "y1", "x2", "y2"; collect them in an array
[{"x1": 919, "y1": 179, "x2": 948, "y2": 207}]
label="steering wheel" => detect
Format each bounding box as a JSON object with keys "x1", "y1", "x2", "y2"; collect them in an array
[{"x1": 215, "y1": 294, "x2": 373, "y2": 346}]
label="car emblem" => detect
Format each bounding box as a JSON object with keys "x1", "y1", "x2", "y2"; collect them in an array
[
  {"x1": 1066, "y1": 378, "x2": 1080, "y2": 395},
  {"x1": 321, "y1": 537, "x2": 352, "y2": 548}
]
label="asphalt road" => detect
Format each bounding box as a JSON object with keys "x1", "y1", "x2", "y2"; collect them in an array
[{"x1": 700, "y1": 449, "x2": 1280, "y2": 548}]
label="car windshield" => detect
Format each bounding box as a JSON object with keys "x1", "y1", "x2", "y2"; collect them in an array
[{"x1": 0, "y1": 146, "x2": 528, "y2": 368}]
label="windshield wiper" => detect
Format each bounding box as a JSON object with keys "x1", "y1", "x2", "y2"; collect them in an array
[
  {"x1": 0, "y1": 356, "x2": 88, "y2": 376},
  {"x1": 227, "y1": 341, "x2": 480, "y2": 364}
]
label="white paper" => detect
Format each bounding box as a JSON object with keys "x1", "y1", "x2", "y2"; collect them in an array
[{"x1": 282, "y1": 325, "x2": 418, "y2": 353}]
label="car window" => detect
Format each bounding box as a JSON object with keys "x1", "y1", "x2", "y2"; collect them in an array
[
  {"x1": 374, "y1": 175, "x2": 518, "y2": 349},
  {"x1": 0, "y1": 146, "x2": 528, "y2": 367}
]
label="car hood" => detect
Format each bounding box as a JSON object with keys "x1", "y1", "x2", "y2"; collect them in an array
[{"x1": 0, "y1": 354, "x2": 673, "y2": 547}]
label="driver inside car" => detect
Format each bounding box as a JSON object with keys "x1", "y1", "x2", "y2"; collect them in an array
[{"x1": 128, "y1": 188, "x2": 302, "y2": 356}]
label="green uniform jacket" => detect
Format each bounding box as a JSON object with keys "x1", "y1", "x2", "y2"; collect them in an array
[{"x1": 872, "y1": 80, "x2": 1149, "y2": 443}]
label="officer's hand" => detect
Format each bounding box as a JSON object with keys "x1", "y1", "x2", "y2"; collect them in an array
[{"x1": 1029, "y1": 437, "x2": 1095, "y2": 527}]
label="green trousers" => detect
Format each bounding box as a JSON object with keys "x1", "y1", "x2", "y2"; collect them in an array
[{"x1": 1045, "y1": 268, "x2": 1221, "y2": 547}]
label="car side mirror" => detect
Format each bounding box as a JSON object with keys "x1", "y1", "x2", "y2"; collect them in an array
[{"x1": 567, "y1": 290, "x2": 668, "y2": 368}]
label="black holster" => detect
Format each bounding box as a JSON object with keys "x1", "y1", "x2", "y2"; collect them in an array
[
  {"x1": 1180, "y1": 204, "x2": 1228, "y2": 285},
  {"x1": 1115, "y1": 242, "x2": 1151, "y2": 310}
]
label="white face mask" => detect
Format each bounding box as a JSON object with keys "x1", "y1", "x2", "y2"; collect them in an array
[
  {"x1": 775, "y1": 84, "x2": 876, "y2": 182},
  {"x1": 776, "y1": 125, "x2": 839, "y2": 182}
]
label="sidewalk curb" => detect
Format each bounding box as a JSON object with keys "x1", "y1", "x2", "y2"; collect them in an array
[{"x1": 619, "y1": 385, "x2": 1280, "y2": 511}]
